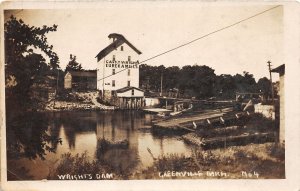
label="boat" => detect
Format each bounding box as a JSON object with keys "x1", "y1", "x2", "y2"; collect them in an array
[{"x1": 97, "y1": 138, "x2": 129, "y2": 151}]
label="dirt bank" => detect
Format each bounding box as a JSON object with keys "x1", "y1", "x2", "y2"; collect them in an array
[{"x1": 45, "y1": 91, "x2": 115, "y2": 111}]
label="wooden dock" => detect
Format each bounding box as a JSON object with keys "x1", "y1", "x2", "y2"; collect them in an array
[
  {"x1": 142, "y1": 108, "x2": 172, "y2": 114},
  {"x1": 152, "y1": 107, "x2": 235, "y2": 131}
]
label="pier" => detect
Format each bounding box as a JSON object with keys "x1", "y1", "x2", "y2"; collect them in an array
[{"x1": 152, "y1": 107, "x2": 235, "y2": 131}]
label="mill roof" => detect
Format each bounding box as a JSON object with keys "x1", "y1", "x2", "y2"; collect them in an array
[
  {"x1": 271, "y1": 64, "x2": 285, "y2": 75},
  {"x1": 116, "y1": 86, "x2": 145, "y2": 93},
  {"x1": 95, "y1": 33, "x2": 142, "y2": 61}
]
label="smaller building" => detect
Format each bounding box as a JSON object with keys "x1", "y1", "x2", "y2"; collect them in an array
[
  {"x1": 271, "y1": 64, "x2": 285, "y2": 144},
  {"x1": 64, "y1": 70, "x2": 97, "y2": 91},
  {"x1": 112, "y1": 86, "x2": 145, "y2": 109}
]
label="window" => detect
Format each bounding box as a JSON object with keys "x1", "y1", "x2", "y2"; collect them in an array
[
  {"x1": 113, "y1": 55, "x2": 116, "y2": 62},
  {"x1": 131, "y1": 89, "x2": 134, "y2": 96},
  {"x1": 128, "y1": 56, "x2": 131, "y2": 62},
  {"x1": 112, "y1": 69, "x2": 115, "y2": 75},
  {"x1": 127, "y1": 81, "x2": 130, "y2": 87},
  {"x1": 112, "y1": 80, "x2": 115, "y2": 87},
  {"x1": 128, "y1": 69, "x2": 130, "y2": 76},
  {"x1": 121, "y1": 46, "x2": 124, "y2": 51}
]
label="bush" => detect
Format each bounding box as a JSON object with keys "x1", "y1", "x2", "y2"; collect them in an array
[
  {"x1": 48, "y1": 152, "x2": 118, "y2": 180},
  {"x1": 96, "y1": 97, "x2": 113, "y2": 106}
]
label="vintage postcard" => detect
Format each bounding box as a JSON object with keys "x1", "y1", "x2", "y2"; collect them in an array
[{"x1": 1, "y1": 1, "x2": 300, "y2": 191}]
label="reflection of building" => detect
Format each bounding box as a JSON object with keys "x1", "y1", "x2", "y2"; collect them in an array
[
  {"x1": 95, "y1": 33, "x2": 144, "y2": 108},
  {"x1": 95, "y1": 111, "x2": 140, "y2": 173},
  {"x1": 64, "y1": 70, "x2": 97, "y2": 90},
  {"x1": 271, "y1": 64, "x2": 285, "y2": 143}
]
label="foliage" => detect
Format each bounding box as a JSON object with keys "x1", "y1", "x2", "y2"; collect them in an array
[
  {"x1": 140, "y1": 64, "x2": 165, "y2": 92},
  {"x1": 141, "y1": 143, "x2": 284, "y2": 179},
  {"x1": 233, "y1": 72, "x2": 257, "y2": 92},
  {"x1": 5, "y1": 15, "x2": 59, "y2": 69},
  {"x1": 5, "y1": 16, "x2": 62, "y2": 160},
  {"x1": 154, "y1": 154, "x2": 195, "y2": 172},
  {"x1": 257, "y1": 77, "x2": 272, "y2": 98},
  {"x1": 180, "y1": 65, "x2": 216, "y2": 98},
  {"x1": 4, "y1": 15, "x2": 60, "y2": 110},
  {"x1": 48, "y1": 152, "x2": 120, "y2": 180},
  {"x1": 140, "y1": 64, "x2": 273, "y2": 99},
  {"x1": 48, "y1": 143, "x2": 285, "y2": 180},
  {"x1": 6, "y1": 112, "x2": 62, "y2": 160},
  {"x1": 65, "y1": 54, "x2": 83, "y2": 72},
  {"x1": 214, "y1": 74, "x2": 236, "y2": 98},
  {"x1": 54, "y1": 152, "x2": 101, "y2": 176}
]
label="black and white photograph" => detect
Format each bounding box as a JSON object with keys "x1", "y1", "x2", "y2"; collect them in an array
[{"x1": 1, "y1": 1, "x2": 300, "y2": 191}]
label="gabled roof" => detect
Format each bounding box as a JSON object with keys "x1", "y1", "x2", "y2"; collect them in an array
[
  {"x1": 271, "y1": 64, "x2": 285, "y2": 76},
  {"x1": 116, "y1": 86, "x2": 145, "y2": 93},
  {"x1": 95, "y1": 33, "x2": 142, "y2": 61},
  {"x1": 67, "y1": 70, "x2": 97, "y2": 77}
]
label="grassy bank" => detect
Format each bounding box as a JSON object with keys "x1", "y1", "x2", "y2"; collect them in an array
[
  {"x1": 139, "y1": 143, "x2": 284, "y2": 179},
  {"x1": 48, "y1": 143, "x2": 284, "y2": 180}
]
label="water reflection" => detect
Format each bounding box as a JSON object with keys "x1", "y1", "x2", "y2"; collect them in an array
[
  {"x1": 6, "y1": 112, "x2": 61, "y2": 160},
  {"x1": 7, "y1": 110, "x2": 192, "y2": 180}
]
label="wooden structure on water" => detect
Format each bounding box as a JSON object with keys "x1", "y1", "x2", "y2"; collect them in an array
[
  {"x1": 152, "y1": 107, "x2": 277, "y2": 148},
  {"x1": 152, "y1": 107, "x2": 238, "y2": 132},
  {"x1": 235, "y1": 92, "x2": 265, "y2": 102},
  {"x1": 111, "y1": 86, "x2": 145, "y2": 109}
]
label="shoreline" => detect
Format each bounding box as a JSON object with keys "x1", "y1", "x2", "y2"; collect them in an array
[
  {"x1": 43, "y1": 100, "x2": 115, "y2": 112},
  {"x1": 42, "y1": 91, "x2": 116, "y2": 112}
]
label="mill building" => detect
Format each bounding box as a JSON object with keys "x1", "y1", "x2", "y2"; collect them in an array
[{"x1": 95, "y1": 33, "x2": 145, "y2": 109}]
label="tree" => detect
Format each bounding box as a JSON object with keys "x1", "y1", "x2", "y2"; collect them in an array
[
  {"x1": 139, "y1": 63, "x2": 265, "y2": 100},
  {"x1": 215, "y1": 74, "x2": 236, "y2": 99},
  {"x1": 6, "y1": 112, "x2": 62, "y2": 160},
  {"x1": 4, "y1": 16, "x2": 61, "y2": 160},
  {"x1": 139, "y1": 64, "x2": 165, "y2": 92},
  {"x1": 178, "y1": 65, "x2": 216, "y2": 99},
  {"x1": 233, "y1": 71, "x2": 257, "y2": 93},
  {"x1": 257, "y1": 77, "x2": 271, "y2": 98},
  {"x1": 5, "y1": 15, "x2": 59, "y2": 110},
  {"x1": 164, "y1": 66, "x2": 180, "y2": 89},
  {"x1": 65, "y1": 54, "x2": 83, "y2": 72},
  {"x1": 139, "y1": 64, "x2": 153, "y2": 90}
]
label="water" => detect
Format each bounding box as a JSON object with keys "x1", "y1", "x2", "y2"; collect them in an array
[{"x1": 7, "y1": 110, "x2": 192, "y2": 180}]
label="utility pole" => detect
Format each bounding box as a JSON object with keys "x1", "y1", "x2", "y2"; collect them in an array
[
  {"x1": 267, "y1": 61, "x2": 274, "y2": 103},
  {"x1": 160, "y1": 72, "x2": 163, "y2": 97}
]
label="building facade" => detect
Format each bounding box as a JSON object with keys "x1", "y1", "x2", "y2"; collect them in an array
[
  {"x1": 271, "y1": 64, "x2": 285, "y2": 144},
  {"x1": 95, "y1": 33, "x2": 145, "y2": 108},
  {"x1": 64, "y1": 70, "x2": 97, "y2": 90}
]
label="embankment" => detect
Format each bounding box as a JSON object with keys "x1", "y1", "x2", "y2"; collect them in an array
[{"x1": 45, "y1": 91, "x2": 115, "y2": 111}]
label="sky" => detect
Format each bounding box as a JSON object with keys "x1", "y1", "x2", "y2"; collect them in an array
[{"x1": 4, "y1": 3, "x2": 283, "y2": 81}]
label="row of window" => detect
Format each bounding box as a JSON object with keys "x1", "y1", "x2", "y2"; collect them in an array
[
  {"x1": 112, "y1": 80, "x2": 130, "y2": 87},
  {"x1": 112, "y1": 55, "x2": 131, "y2": 62},
  {"x1": 112, "y1": 69, "x2": 130, "y2": 76}
]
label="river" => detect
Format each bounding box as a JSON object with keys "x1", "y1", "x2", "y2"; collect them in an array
[{"x1": 6, "y1": 110, "x2": 192, "y2": 180}]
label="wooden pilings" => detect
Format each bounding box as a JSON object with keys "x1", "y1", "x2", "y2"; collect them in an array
[{"x1": 117, "y1": 97, "x2": 145, "y2": 109}]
